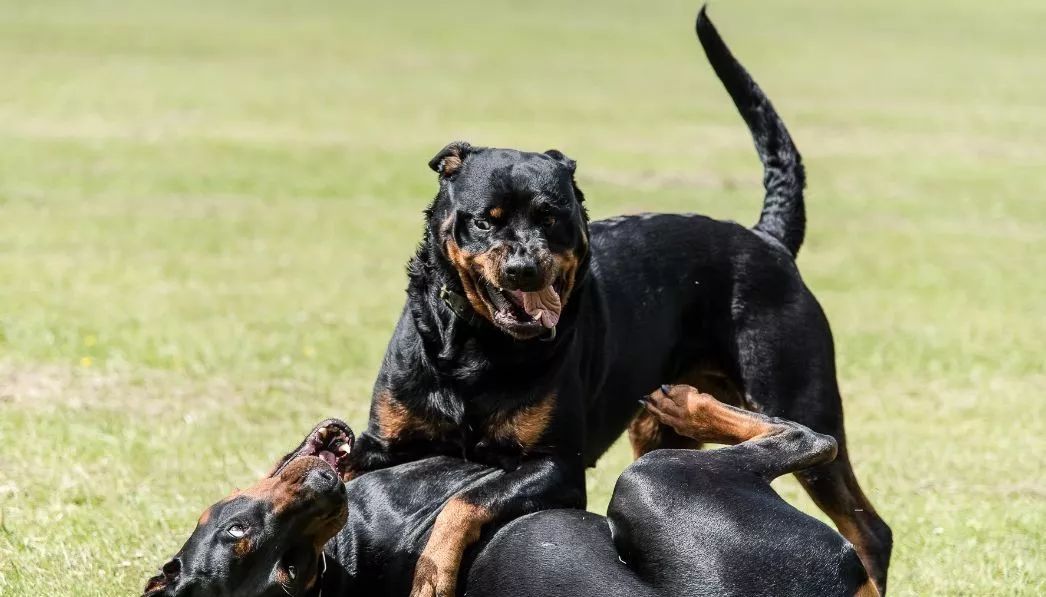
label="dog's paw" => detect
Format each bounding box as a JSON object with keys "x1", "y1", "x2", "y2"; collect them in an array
[
  {"x1": 410, "y1": 555, "x2": 456, "y2": 597},
  {"x1": 642, "y1": 384, "x2": 715, "y2": 438}
]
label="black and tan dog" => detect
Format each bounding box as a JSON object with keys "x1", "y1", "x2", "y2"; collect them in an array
[
  {"x1": 142, "y1": 386, "x2": 878, "y2": 597},
  {"x1": 341, "y1": 8, "x2": 891, "y2": 596}
]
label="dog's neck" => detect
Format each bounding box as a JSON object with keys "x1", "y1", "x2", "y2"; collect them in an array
[{"x1": 308, "y1": 546, "x2": 354, "y2": 597}]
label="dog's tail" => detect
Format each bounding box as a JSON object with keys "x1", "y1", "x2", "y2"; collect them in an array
[{"x1": 696, "y1": 6, "x2": 806, "y2": 257}]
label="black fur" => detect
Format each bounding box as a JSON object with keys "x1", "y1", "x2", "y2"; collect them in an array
[
  {"x1": 696, "y1": 8, "x2": 806, "y2": 256},
  {"x1": 144, "y1": 404, "x2": 873, "y2": 596},
  {"x1": 345, "y1": 7, "x2": 891, "y2": 593}
]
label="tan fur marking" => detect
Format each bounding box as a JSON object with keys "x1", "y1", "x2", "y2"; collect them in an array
[
  {"x1": 233, "y1": 537, "x2": 252, "y2": 557},
  {"x1": 430, "y1": 498, "x2": 491, "y2": 548},
  {"x1": 471, "y1": 244, "x2": 510, "y2": 289},
  {"x1": 627, "y1": 407, "x2": 702, "y2": 460},
  {"x1": 412, "y1": 498, "x2": 493, "y2": 596},
  {"x1": 626, "y1": 371, "x2": 761, "y2": 458},
  {"x1": 444, "y1": 233, "x2": 496, "y2": 322},
  {"x1": 374, "y1": 389, "x2": 414, "y2": 439},
  {"x1": 374, "y1": 389, "x2": 445, "y2": 440},
  {"x1": 628, "y1": 408, "x2": 666, "y2": 459},
  {"x1": 441, "y1": 155, "x2": 462, "y2": 176},
  {"x1": 237, "y1": 475, "x2": 294, "y2": 514},
  {"x1": 488, "y1": 206, "x2": 503, "y2": 219},
  {"x1": 143, "y1": 573, "x2": 170, "y2": 595},
  {"x1": 855, "y1": 577, "x2": 880, "y2": 597},
  {"x1": 238, "y1": 456, "x2": 324, "y2": 514},
  {"x1": 821, "y1": 511, "x2": 883, "y2": 596},
  {"x1": 491, "y1": 393, "x2": 556, "y2": 450},
  {"x1": 657, "y1": 386, "x2": 776, "y2": 445},
  {"x1": 197, "y1": 507, "x2": 212, "y2": 526},
  {"x1": 552, "y1": 249, "x2": 581, "y2": 306}
]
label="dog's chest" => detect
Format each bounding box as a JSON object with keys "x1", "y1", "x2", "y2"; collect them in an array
[
  {"x1": 381, "y1": 387, "x2": 557, "y2": 466},
  {"x1": 463, "y1": 391, "x2": 556, "y2": 458}
]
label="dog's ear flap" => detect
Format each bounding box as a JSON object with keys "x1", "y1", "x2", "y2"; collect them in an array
[
  {"x1": 428, "y1": 141, "x2": 472, "y2": 177},
  {"x1": 545, "y1": 149, "x2": 584, "y2": 205},
  {"x1": 142, "y1": 557, "x2": 182, "y2": 596},
  {"x1": 543, "y1": 149, "x2": 576, "y2": 174}
]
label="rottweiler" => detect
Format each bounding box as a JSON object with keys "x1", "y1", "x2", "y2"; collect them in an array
[
  {"x1": 344, "y1": 8, "x2": 891, "y2": 595},
  {"x1": 142, "y1": 385, "x2": 879, "y2": 597}
]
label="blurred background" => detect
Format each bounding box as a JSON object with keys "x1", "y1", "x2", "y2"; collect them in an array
[{"x1": 0, "y1": 0, "x2": 1043, "y2": 594}]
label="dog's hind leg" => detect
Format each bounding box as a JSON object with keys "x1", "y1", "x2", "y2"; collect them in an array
[
  {"x1": 627, "y1": 408, "x2": 700, "y2": 459},
  {"x1": 640, "y1": 384, "x2": 839, "y2": 477},
  {"x1": 795, "y1": 445, "x2": 892, "y2": 595},
  {"x1": 627, "y1": 368, "x2": 746, "y2": 458},
  {"x1": 729, "y1": 296, "x2": 893, "y2": 594}
]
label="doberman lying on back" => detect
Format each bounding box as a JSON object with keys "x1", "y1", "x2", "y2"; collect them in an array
[
  {"x1": 344, "y1": 8, "x2": 891, "y2": 596},
  {"x1": 142, "y1": 385, "x2": 878, "y2": 597}
]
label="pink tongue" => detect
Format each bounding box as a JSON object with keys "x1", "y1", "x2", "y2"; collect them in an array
[{"x1": 520, "y1": 287, "x2": 562, "y2": 328}]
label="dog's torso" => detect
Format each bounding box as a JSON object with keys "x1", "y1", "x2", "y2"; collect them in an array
[
  {"x1": 360, "y1": 211, "x2": 801, "y2": 469},
  {"x1": 577, "y1": 212, "x2": 799, "y2": 460},
  {"x1": 326, "y1": 449, "x2": 867, "y2": 597}
]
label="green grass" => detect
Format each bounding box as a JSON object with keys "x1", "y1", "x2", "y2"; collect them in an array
[{"x1": 1, "y1": 0, "x2": 1044, "y2": 594}]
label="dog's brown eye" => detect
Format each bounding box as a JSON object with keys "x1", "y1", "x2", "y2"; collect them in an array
[
  {"x1": 542, "y1": 214, "x2": 557, "y2": 227},
  {"x1": 473, "y1": 218, "x2": 492, "y2": 231}
]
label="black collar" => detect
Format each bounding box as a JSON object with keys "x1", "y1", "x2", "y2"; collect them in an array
[
  {"x1": 302, "y1": 552, "x2": 328, "y2": 597},
  {"x1": 439, "y1": 283, "x2": 480, "y2": 326},
  {"x1": 316, "y1": 552, "x2": 328, "y2": 597}
]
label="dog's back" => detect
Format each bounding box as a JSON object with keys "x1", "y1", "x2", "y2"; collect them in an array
[{"x1": 606, "y1": 449, "x2": 870, "y2": 597}]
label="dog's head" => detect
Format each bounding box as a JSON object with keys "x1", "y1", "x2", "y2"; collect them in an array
[
  {"x1": 427, "y1": 141, "x2": 589, "y2": 340},
  {"x1": 142, "y1": 420, "x2": 354, "y2": 597}
]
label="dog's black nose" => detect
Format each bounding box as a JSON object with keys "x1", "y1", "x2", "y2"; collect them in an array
[
  {"x1": 306, "y1": 467, "x2": 339, "y2": 493},
  {"x1": 503, "y1": 258, "x2": 542, "y2": 289}
]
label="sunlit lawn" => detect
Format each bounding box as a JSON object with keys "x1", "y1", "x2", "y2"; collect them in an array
[{"x1": 1, "y1": 0, "x2": 1043, "y2": 594}]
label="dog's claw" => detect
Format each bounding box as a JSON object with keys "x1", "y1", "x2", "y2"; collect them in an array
[{"x1": 660, "y1": 384, "x2": 672, "y2": 395}]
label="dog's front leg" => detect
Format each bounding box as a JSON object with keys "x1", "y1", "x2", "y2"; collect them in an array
[
  {"x1": 343, "y1": 387, "x2": 455, "y2": 480},
  {"x1": 409, "y1": 455, "x2": 585, "y2": 597},
  {"x1": 339, "y1": 430, "x2": 397, "y2": 480}
]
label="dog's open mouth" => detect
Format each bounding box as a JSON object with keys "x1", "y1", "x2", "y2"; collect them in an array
[
  {"x1": 479, "y1": 278, "x2": 564, "y2": 332},
  {"x1": 272, "y1": 419, "x2": 354, "y2": 481}
]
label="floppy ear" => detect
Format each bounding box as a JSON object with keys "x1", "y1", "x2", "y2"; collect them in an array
[
  {"x1": 142, "y1": 557, "x2": 181, "y2": 596},
  {"x1": 544, "y1": 149, "x2": 585, "y2": 205},
  {"x1": 428, "y1": 141, "x2": 472, "y2": 177},
  {"x1": 543, "y1": 149, "x2": 576, "y2": 174}
]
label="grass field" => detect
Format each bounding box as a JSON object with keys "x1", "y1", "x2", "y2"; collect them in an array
[{"x1": 1, "y1": 0, "x2": 1044, "y2": 594}]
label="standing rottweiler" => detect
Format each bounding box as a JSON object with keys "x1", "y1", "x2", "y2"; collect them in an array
[{"x1": 346, "y1": 8, "x2": 892, "y2": 596}]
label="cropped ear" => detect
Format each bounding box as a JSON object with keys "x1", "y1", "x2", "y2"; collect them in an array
[
  {"x1": 543, "y1": 149, "x2": 576, "y2": 174},
  {"x1": 428, "y1": 141, "x2": 472, "y2": 177},
  {"x1": 142, "y1": 557, "x2": 181, "y2": 596}
]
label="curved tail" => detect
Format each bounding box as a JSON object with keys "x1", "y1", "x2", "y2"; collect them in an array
[{"x1": 696, "y1": 6, "x2": 806, "y2": 256}]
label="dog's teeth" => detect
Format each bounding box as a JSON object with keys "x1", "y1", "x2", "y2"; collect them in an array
[{"x1": 338, "y1": 443, "x2": 352, "y2": 454}]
